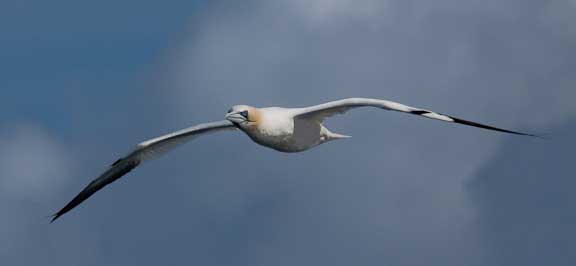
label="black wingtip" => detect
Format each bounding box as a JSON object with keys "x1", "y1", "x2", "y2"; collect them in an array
[
  {"x1": 505, "y1": 130, "x2": 543, "y2": 138},
  {"x1": 49, "y1": 158, "x2": 141, "y2": 224},
  {"x1": 528, "y1": 133, "x2": 544, "y2": 139},
  {"x1": 49, "y1": 213, "x2": 62, "y2": 223},
  {"x1": 450, "y1": 116, "x2": 542, "y2": 139},
  {"x1": 530, "y1": 133, "x2": 549, "y2": 140}
]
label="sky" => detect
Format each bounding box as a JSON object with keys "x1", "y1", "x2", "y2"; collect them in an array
[{"x1": 1, "y1": 0, "x2": 575, "y2": 265}]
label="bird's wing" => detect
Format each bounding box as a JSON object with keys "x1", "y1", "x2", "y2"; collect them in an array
[
  {"x1": 51, "y1": 120, "x2": 237, "y2": 222},
  {"x1": 293, "y1": 98, "x2": 537, "y2": 137}
]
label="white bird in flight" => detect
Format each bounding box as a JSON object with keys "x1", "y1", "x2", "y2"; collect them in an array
[{"x1": 51, "y1": 98, "x2": 536, "y2": 222}]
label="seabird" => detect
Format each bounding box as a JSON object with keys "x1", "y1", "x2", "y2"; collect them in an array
[{"x1": 51, "y1": 98, "x2": 537, "y2": 222}]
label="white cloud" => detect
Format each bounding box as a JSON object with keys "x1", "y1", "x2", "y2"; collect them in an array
[
  {"x1": 0, "y1": 125, "x2": 75, "y2": 200},
  {"x1": 0, "y1": 125, "x2": 102, "y2": 265},
  {"x1": 278, "y1": 0, "x2": 389, "y2": 26}
]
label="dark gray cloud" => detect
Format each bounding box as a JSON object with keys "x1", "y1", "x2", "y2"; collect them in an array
[
  {"x1": 158, "y1": 0, "x2": 576, "y2": 265},
  {"x1": 468, "y1": 118, "x2": 576, "y2": 265},
  {"x1": 1, "y1": 0, "x2": 575, "y2": 265}
]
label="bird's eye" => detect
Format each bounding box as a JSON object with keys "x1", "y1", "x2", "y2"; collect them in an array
[{"x1": 240, "y1": 110, "x2": 249, "y2": 119}]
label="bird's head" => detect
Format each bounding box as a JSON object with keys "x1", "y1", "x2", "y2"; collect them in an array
[{"x1": 225, "y1": 105, "x2": 261, "y2": 129}]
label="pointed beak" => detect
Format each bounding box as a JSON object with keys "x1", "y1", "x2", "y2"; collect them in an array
[{"x1": 225, "y1": 112, "x2": 246, "y2": 124}]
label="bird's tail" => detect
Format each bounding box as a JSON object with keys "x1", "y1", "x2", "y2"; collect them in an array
[
  {"x1": 329, "y1": 132, "x2": 351, "y2": 139},
  {"x1": 326, "y1": 131, "x2": 351, "y2": 141}
]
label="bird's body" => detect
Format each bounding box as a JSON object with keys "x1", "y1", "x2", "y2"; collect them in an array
[
  {"x1": 51, "y1": 98, "x2": 538, "y2": 222},
  {"x1": 236, "y1": 107, "x2": 346, "y2": 152},
  {"x1": 240, "y1": 107, "x2": 303, "y2": 152}
]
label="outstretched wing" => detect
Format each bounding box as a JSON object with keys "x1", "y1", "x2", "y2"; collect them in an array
[
  {"x1": 51, "y1": 120, "x2": 237, "y2": 222},
  {"x1": 293, "y1": 98, "x2": 537, "y2": 137}
]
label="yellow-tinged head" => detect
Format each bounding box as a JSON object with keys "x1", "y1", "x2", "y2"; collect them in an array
[{"x1": 225, "y1": 105, "x2": 261, "y2": 129}]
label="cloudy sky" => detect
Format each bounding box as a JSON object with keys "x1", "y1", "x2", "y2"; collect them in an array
[{"x1": 2, "y1": 0, "x2": 575, "y2": 265}]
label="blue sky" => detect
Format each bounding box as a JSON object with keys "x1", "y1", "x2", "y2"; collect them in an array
[{"x1": 1, "y1": 1, "x2": 576, "y2": 265}]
